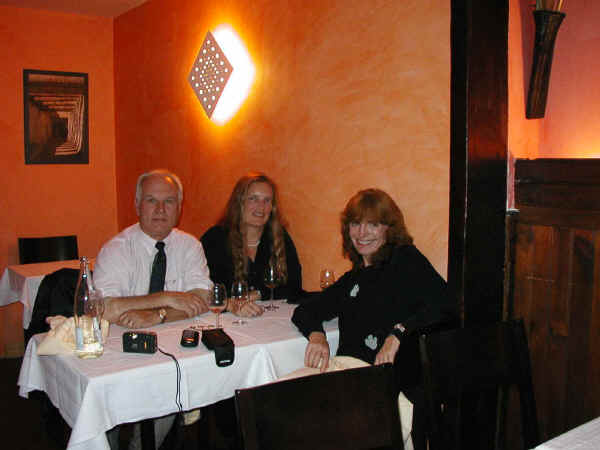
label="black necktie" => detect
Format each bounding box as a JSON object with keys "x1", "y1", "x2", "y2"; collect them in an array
[{"x1": 149, "y1": 241, "x2": 166, "y2": 293}]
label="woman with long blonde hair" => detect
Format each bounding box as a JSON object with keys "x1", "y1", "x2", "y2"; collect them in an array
[{"x1": 201, "y1": 172, "x2": 303, "y2": 313}]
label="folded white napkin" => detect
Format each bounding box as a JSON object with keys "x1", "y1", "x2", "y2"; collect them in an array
[{"x1": 37, "y1": 315, "x2": 109, "y2": 355}]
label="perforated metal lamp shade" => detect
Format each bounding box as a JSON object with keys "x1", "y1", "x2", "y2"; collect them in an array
[{"x1": 188, "y1": 31, "x2": 233, "y2": 119}]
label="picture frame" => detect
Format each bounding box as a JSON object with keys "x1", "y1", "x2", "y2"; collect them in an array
[{"x1": 23, "y1": 69, "x2": 89, "y2": 164}]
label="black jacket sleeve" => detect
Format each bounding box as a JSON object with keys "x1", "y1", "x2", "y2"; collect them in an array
[
  {"x1": 387, "y1": 245, "x2": 456, "y2": 337},
  {"x1": 291, "y1": 273, "x2": 348, "y2": 338}
]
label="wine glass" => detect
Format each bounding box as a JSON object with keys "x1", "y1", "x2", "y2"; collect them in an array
[
  {"x1": 231, "y1": 280, "x2": 249, "y2": 325},
  {"x1": 263, "y1": 263, "x2": 280, "y2": 311},
  {"x1": 208, "y1": 283, "x2": 227, "y2": 328},
  {"x1": 320, "y1": 269, "x2": 336, "y2": 290}
]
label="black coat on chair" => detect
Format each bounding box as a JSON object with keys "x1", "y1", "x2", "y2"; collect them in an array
[
  {"x1": 23, "y1": 268, "x2": 79, "y2": 449},
  {"x1": 24, "y1": 268, "x2": 79, "y2": 347}
]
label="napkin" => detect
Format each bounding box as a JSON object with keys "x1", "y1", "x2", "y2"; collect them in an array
[{"x1": 37, "y1": 315, "x2": 110, "y2": 355}]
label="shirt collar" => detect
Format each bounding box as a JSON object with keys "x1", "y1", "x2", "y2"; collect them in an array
[{"x1": 135, "y1": 223, "x2": 176, "y2": 250}]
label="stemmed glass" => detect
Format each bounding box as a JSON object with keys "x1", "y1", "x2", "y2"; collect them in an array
[
  {"x1": 263, "y1": 263, "x2": 280, "y2": 311},
  {"x1": 320, "y1": 269, "x2": 336, "y2": 290},
  {"x1": 231, "y1": 280, "x2": 249, "y2": 325},
  {"x1": 208, "y1": 283, "x2": 227, "y2": 328}
]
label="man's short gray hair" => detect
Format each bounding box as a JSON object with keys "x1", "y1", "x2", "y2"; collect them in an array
[{"x1": 135, "y1": 169, "x2": 184, "y2": 205}]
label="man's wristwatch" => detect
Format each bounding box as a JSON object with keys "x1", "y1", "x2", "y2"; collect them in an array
[
  {"x1": 391, "y1": 323, "x2": 407, "y2": 341},
  {"x1": 158, "y1": 308, "x2": 167, "y2": 323}
]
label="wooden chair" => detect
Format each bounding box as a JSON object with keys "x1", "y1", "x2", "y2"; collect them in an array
[
  {"x1": 419, "y1": 319, "x2": 540, "y2": 450},
  {"x1": 18, "y1": 235, "x2": 78, "y2": 264},
  {"x1": 234, "y1": 363, "x2": 404, "y2": 450}
]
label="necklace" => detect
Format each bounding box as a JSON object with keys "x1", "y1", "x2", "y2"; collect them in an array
[{"x1": 247, "y1": 239, "x2": 261, "y2": 247}]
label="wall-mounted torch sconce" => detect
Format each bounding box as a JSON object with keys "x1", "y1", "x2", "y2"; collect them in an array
[
  {"x1": 526, "y1": 1, "x2": 565, "y2": 119},
  {"x1": 188, "y1": 25, "x2": 255, "y2": 125}
]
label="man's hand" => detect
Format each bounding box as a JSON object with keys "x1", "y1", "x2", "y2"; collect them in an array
[
  {"x1": 119, "y1": 310, "x2": 161, "y2": 329},
  {"x1": 374, "y1": 334, "x2": 401, "y2": 365},
  {"x1": 305, "y1": 332, "x2": 330, "y2": 372},
  {"x1": 167, "y1": 292, "x2": 208, "y2": 317}
]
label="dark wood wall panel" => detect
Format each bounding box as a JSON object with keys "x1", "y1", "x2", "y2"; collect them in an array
[{"x1": 514, "y1": 159, "x2": 600, "y2": 441}]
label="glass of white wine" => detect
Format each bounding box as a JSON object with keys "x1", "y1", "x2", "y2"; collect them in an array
[
  {"x1": 209, "y1": 283, "x2": 227, "y2": 328},
  {"x1": 320, "y1": 268, "x2": 336, "y2": 290},
  {"x1": 263, "y1": 263, "x2": 280, "y2": 311},
  {"x1": 231, "y1": 280, "x2": 249, "y2": 325}
]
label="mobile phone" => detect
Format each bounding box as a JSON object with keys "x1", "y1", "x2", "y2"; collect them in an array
[{"x1": 180, "y1": 329, "x2": 199, "y2": 347}]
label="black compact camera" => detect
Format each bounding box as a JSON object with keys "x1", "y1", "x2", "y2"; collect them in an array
[{"x1": 123, "y1": 331, "x2": 158, "y2": 353}]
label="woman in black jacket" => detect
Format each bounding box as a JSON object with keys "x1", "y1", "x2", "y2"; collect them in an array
[{"x1": 292, "y1": 188, "x2": 455, "y2": 369}]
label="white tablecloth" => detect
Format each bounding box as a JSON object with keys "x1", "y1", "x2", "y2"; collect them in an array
[
  {"x1": 0, "y1": 259, "x2": 85, "y2": 328},
  {"x1": 18, "y1": 302, "x2": 339, "y2": 450},
  {"x1": 535, "y1": 417, "x2": 600, "y2": 450}
]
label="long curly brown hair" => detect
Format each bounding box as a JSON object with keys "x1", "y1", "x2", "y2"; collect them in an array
[
  {"x1": 341, "y1": 189, "x2": 413, "y2": 269},
  {"x1": 219, "y1": 173, "x2": 288, "y2": 282}
]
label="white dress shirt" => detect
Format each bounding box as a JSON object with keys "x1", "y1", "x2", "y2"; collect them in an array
[{"x1": 94, "y1": 223, "x2": 212, "y2": 298}]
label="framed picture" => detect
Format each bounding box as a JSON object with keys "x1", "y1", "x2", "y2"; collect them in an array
[{"x1": 23, "y1": 69, "x2": 89, "y2": 164}]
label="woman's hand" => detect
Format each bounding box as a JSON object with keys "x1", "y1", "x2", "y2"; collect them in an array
[
  {"x1": 374, "y1": 334, "x2": 401, "y2": 365},
  {"x1": 305, "y1": 332, "x2": 330, "y2": 372},
  {"x1": 229, "y1": 299, "x2": 264, "y2": 317}
]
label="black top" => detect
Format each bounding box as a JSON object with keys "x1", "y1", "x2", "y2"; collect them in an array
[
  {"x1": 291, "y1": 244, "x2": 455, "y2": 364},
  {"x1": 201, "y1": 225, "x2": 303, "y2": 301}
]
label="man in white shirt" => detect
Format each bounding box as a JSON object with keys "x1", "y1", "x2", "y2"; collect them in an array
[
  {"x1": 94, "y1": 169, "x2": 211, "y2": 328},
  {"x1": 97, "y1": 169, "x2": 214, "y2": 450}
]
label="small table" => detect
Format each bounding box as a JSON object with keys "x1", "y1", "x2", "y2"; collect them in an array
[
  {"x1": 534, "y1": 417, "x2": 600, "y2": 449},
  {"x1": 18, "y1": 303, "x2": 339, "y2": 450},
  {"x1": 0, "y1": 259, "x2": 89, "y2": 329}
]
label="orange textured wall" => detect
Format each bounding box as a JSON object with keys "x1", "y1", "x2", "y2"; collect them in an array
[
  {"x1": 0, "y1": 6, "x2": 118, "y2": 353},
  {"x1": 540, "y1": 1, "x2": 600, "y2": 158},
  {"x1": 115, "y1": 0, "x2": 450, "y2": 290},
  {"x1": 508, "y1": 1, "x2": 542, "y2": 163}
]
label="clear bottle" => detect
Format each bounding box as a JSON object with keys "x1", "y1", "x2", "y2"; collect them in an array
[{"x1": 73, "y1": 256, "x2": 104, "y2": 358}]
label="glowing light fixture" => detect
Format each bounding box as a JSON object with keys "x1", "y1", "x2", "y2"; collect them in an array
[{"x1": 188, "y1": 25, "x2": 255, "y2": 125}]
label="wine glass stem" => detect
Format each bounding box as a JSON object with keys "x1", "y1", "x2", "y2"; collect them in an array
[
  {"x1": 270, "y1": 287, "x2": 274, "y2": 302},
  {"x1": 216, "y1": 313, "x2": 220, "y2": 328}
]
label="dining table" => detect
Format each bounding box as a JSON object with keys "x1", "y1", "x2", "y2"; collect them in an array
[
  {"x1": 0, "y1": 259, "x2": 89, "y2": 329},
  {"x1": 534, "y1": 416, "x2": 600, "y2": 450},
  {"x1": 18, "y1": 301, "x2": 340, "y2": 450}
]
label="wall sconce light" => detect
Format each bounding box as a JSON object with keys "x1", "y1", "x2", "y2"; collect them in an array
[
  {"x1": 526, "y1": 1, "x2": 565, "y2": 119},
  {"x1": 188, "y1": 25, "x2": 255, "y2": 125}
]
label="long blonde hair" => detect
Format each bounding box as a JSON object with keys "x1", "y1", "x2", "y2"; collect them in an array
[{"x1": 220, "y1": 173, "x2": 288, "y2": 282}]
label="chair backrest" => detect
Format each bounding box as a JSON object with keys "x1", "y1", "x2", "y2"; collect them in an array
[
  {"x1": 235, "y1": 363, "x2": 404, "y2": 450},
  {"x1": 18, "y1": 235, "x2": 78, "y2": 264},
  {"x1": 419, "y1": 319, "x2": 539, "y2": 450}
]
